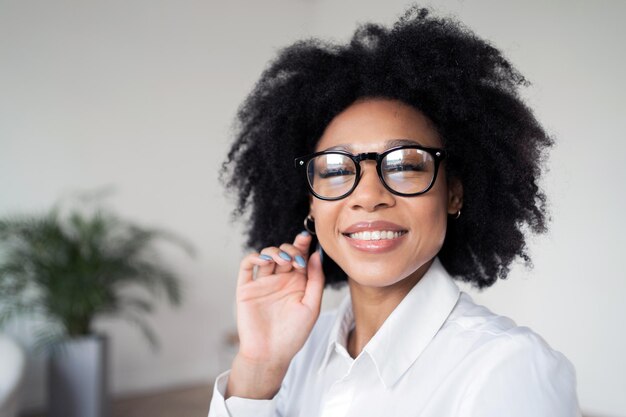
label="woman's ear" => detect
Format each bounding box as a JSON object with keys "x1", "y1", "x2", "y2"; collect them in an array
[
  {"x1": 308, "y1": 194, "x2": 315, "y2": 218},
  {"x1": 447, "y1": 177, "x2": 463, "y2": 214}
]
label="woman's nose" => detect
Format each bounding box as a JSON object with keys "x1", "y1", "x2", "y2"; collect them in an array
[{"x1": 347, "y1": 161, "x2": 395, "y2": 211}]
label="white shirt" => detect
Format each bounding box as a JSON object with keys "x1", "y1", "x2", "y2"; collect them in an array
[{"x1": 208, "y1": 257, "x2": 580, "y2": 417}]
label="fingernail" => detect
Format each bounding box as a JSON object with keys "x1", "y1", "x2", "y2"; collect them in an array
[
  {"x1": 279, "y1": 251, "x2": 292, "y2": 261},
  {"x1": 317, "y1": 245, "x2": 324, "y2": 262},
  {"x1": 295, "y1": 255, "x2": 306, "y2": 268},
  {"x1": 300, "y1": 230, "x2": 310, "y2": 237},
  {"x1": 259, "y1": 254, "x2": 273, "y2": 261}
]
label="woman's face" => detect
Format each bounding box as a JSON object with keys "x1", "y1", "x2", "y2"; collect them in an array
[{"x1": 310, "y1": 98, "x2": 462, "y2": 289}]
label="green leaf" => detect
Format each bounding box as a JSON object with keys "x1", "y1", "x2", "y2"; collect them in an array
[{"x1": 0, "y1": 191, "x2": 194, "y2": 350}]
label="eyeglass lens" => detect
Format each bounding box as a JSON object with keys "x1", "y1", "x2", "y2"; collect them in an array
[{"x1": 306, "y1": 148, "x2": 436, "y2": 199}]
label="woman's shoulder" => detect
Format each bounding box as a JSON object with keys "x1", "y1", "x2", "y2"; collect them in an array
[
  {"x1": 443, "y1": 292, "x2": 577, "y2": 384},
  {"x1": 446, "y1": 292, "x2": 519, "y2": 334},
  {"x1": 446, "y1": 292, "x2": 563, "y2": 350},
  {"x1": 441, "y1": 293, "x2": 580, "y2": 414}
]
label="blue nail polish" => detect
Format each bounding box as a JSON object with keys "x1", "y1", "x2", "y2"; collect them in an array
[
  {"x1": 279, "y1": 251, "x2": 292, "y2": 261},
  {"x1": 259, "y1": 254, "x2": 273, "y2": 261},
  {"x1": 300, "y1": 230, "x2": 310, "y2": 237},
  {"x1": 295, "y1": 255, "x2": 306, "y2": 267},
  {"x1": 316, "y1": 244, "x2": 324, "y2": 263}
]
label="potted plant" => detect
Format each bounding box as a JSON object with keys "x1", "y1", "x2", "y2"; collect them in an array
[{"x1": 0, "y1": 192, "x2": 194, "y2": 417}]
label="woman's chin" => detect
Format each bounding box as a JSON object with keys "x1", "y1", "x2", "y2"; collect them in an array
[
  {"x1": 340, "y1": 257, "x2": 436, "y2": 290},
  {"x1": 344, "y1": 268, "x2": 411, "y2": 289}
]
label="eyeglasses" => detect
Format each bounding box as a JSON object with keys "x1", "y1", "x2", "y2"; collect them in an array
[{"x1": 295, "y1": 145, "x2": 447, "y2": 200}]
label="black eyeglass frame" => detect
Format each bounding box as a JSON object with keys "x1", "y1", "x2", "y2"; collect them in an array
[{"x1": 294, "y1": 144, "x2": 447, "y2": 201}]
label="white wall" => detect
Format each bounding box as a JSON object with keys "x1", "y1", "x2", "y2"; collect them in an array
[
  {"x1": 1, "y1": 1, "x2": 624, "y2": 416},
  {"x1": 0, "y1": 0, "x2": 315, "y2": 411}
]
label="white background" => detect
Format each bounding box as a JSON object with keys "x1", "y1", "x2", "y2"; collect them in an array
[{"x1": 1, "y1": 1, "x2": 624, "y2": 416}]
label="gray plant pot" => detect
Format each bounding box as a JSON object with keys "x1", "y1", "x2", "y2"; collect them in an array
[{"x1": 48, "y1": 335, "x2": 110, "y2": 417}]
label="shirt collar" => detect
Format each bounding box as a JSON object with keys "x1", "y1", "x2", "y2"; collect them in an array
[
  {"x1": 319, "y1": 288, "x2": 354, "y2": 369},
  {"x1": 319, "y1": 257, "x2": 461, "y2": 388}
]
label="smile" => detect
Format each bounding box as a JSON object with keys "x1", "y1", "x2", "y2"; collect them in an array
[
  {"x1": 346, "y1": 230, "x2": 406, "y2": 241},
  {"x1": 341, "y1": 220, "x2": 408, "y2": 253}
]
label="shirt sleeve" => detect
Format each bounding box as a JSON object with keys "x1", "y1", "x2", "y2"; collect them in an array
[
  {"x1": 462, "y1": 331, "x2": 581, "y2": 417},
  {"x1": 207, "y1": 311, "x2": 334, "y2": 417},
  {"x1": 207, "y1": 370, "x2": 282, "y2": 417}
]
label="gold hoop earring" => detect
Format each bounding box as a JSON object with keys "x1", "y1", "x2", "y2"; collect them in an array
[{"x1": 303, "y1": 215, "x2": 316, "y2": 235}]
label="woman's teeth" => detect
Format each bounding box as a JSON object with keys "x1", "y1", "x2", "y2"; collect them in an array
[{"x1": 347, "y1": 231, "x2": 404, "y2": 241}]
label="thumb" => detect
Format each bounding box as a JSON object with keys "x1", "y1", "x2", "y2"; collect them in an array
[{"x1": 301, "y1": 251, "x2": 325, "y2": 313}]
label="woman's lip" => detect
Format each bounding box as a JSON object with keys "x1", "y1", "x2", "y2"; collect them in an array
[
  {"x1": 342, "y1": 220, "x2": 407, "y2": 235},
  {"x1": 342, "y1": 232, "x2": 406, "y2": 253}
]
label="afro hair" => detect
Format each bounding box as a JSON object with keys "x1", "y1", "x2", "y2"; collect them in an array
[{"x1": 221, "y1": 6, "x2": 553, "y2": 289}]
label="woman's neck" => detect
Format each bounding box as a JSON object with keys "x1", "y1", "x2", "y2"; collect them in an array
[{"x1": 346, "y1": 258, "x2": 434, "y2": 358}]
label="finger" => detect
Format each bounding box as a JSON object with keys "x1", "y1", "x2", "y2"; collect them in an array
[
  {"x1": 256, "y1": 250, "x2": 278, "y2": 278},
  {"x1": 237, "y1": 252, "x2": 273, "y2": 287},
  {"x1": 280, "y1": 243, "x2": 307, "y2": 272},
  {"x1": 292, "y1": 231, "x2": 313, "y2": 261},
  {"x1": 255, "y1": 254, "x2": 276, "y2": 278},
  {"x1": 278, "y1": 243, "x2": 307, "y2": 271},
  {"x1": 301, "y1": 251, "x2": 325, "y2": 313},
  {"x1": 258, "y1": 246, "x2": 292, "y2": 277}
]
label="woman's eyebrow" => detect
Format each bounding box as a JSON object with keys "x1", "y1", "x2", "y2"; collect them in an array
[
  {"x1": 325, "y1": 144, "x2": 353, "y2": 152},
  {"x1": 323, "y1": 139, "x2": 422, "y2": 153},
  {"x1": 385, "y1": 138, "x2": 422, "y2": 148}
]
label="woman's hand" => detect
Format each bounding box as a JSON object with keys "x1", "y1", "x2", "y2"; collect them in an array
[{"x1": 226, "y1": 232, "x2": 325, "y2": 399}]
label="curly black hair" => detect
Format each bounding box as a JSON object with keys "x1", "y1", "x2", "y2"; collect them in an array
[{"x1": 221, "y1": 6, "x2": 552, "y2": 289}]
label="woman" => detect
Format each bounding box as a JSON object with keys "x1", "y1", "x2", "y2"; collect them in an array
[{"x1": 209, "y1": 6, "x2": 579, "y2": 417}]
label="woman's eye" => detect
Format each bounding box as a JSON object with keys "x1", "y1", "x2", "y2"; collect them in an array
[
  {"x1": 318, "y1": 168, "x2": 355, "y2": 178},
  {"x1": 386, "y1": 162, "x2": 426, "y2": 172}
]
